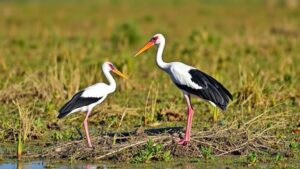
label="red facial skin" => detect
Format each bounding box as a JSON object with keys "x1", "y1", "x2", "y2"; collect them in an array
[
  {"x1": 151, "y1": 36, "x2": 158, "y2": 43},
  {"x1": 108, "y1": 63, "x2": 115, "y2": 71}
]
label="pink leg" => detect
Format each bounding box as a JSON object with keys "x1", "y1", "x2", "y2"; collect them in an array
[
  {"x1": 178, "y1": 94, "x2": 194, "y2": 145},
  {"x1": 83, "y1": 109, "x2": 93, "y2": 148}
]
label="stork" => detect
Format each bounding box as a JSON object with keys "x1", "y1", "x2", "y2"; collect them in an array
[
  {"x1": 135, "y1": 34, "x2": 232, "y2": 145},
  {"x1": 57, "y1": 62, "x2": 128, "y2": 147}
]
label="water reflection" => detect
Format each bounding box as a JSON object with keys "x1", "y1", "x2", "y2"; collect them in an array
[
  {"x1": 183, "y1": 164, "x2": 193, "y2": 169},
  {"x1": 86, "y1": 164, "x2": 104, "y2": 169},
  {"x1": 0, "y1": 161, "x2": 101, "y2": 169},
  {"x1": 0, "y1": 161, "x2": 44, "y2": 169},
  {"x1": 17, "y1": 161, "x2": 21, "y2": 169}
]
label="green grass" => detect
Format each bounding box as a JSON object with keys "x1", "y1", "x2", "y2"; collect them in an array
[
  {"x1": 132, "y1": 139, "x2": 172, "y2": 163},
  {"x1": 0, "y1": 0, "x2": 299, "y2": 164}
]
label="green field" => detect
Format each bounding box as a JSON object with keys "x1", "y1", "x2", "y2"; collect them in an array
[{"x1": 0, "y1": 0, "x2": 299, "y2": 167}]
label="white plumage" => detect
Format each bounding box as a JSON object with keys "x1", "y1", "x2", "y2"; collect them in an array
[
  {"x1": 168, "y1": 62, "x2": 203, "y2": 90},
  {"x1": 135, "y1": 33, "x2": 232, "y2": 145},
  {"x1": 57, "y1": 61, "x2": 127, "y2": 147},
  {"x1": 81, "y1": 83, "x2": 112, "y2": 98}
]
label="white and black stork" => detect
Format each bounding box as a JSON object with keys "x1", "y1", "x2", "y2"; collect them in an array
[
  {"x1": 135, "y1": 33, "x2": 233, "y2": 145},
  {"x1": 57, "y1": 62, "x2": 128, "y2": 147}
]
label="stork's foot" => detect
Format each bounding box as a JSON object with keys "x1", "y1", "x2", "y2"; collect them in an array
[
  {"x1": 178, "y1": 139, "x2": 190, "y2": 145},
  {"x1": 87, "y1": 142, "x2": 93, "y2": 148}
]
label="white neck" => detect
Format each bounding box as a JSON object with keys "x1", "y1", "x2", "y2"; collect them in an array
[
  {"x1": 155, "y1": 41, "x2": 168, "y2": 70},
  {"x1": 103, "y1": 68, "x2": 116, "y2": 93}
]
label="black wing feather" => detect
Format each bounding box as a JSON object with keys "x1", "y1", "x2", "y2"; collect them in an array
[
  {"x1": 176, "y1": 69, "x2": 232, "y2": 110},
  {"x1": 57, "y1": 90, "x2": 102, "y2": 118}
]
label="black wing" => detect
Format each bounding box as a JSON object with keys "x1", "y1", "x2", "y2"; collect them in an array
[
  {"x1": 175, "y1": 69, "x2": 232, "y2": 110},
  {"x1": 57, "y1": 90, "x2": 102, "y2": 118}
]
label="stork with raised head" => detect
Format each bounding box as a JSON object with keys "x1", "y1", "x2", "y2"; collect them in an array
[
  {"x1": 135, "y1": 34, "x2": 233, "y2": 145},
  {"x1": 57, "y1": 62, "x2": 128, "y2": 148}
]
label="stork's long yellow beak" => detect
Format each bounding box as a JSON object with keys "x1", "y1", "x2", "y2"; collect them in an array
[
  {"x1": 134, "y1": 41, "x2": 154, "y2": 57},
  {"x1": 112, "y1": 69, "x2": 128, "y2": 80}
]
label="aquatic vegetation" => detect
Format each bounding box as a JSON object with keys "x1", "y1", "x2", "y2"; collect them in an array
[
  {"x1": 246, "y1": 152, "x2": 257, "y2": 165},
  {"x1": 274, "y1": 152, "x2": 283, "y2": 162},
  {"x1": 289, "y1": 141, "x2": 299, "y2": 151},
  {"x1": 200, "y1": 146, "x2": 213, "y2": 160},
  {"x1": 132, "y1": 139, "x2": 172, "y2": 163}
]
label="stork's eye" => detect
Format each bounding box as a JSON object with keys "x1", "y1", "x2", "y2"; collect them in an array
[
  {"x1": 108, "y1": 64, "x2": 114, "y2": 70},
  {"x1": 151, "y1": 36, "x2": 158, "y2": 42}
]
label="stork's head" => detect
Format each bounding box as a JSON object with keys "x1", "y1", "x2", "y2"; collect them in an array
[
  {"x1": 135, "y1": 33, "x2": 165, "y2": 57},
  {"x1": 102, "y1": 62, "x2": 128, "y2": 79}
]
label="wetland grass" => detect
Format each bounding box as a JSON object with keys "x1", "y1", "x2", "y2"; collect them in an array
[{"x1": 0, "y1": 0, "x2": 299, "y2": 165}]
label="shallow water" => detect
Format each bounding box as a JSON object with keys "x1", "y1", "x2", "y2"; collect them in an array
[
  {"x1": 0, "y1": 161, "x2": 104, "y2": 169},
  {"x1": 1, "y1": 157, "x2": 299, "y2": 169},
  {"x1": 0, "y1": 160, "x2": 232, "y2": 169}
]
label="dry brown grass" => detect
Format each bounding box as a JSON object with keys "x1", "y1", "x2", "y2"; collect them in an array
[{"x1": 21, "y1": 108, "x2": 292, "y2": 161}]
